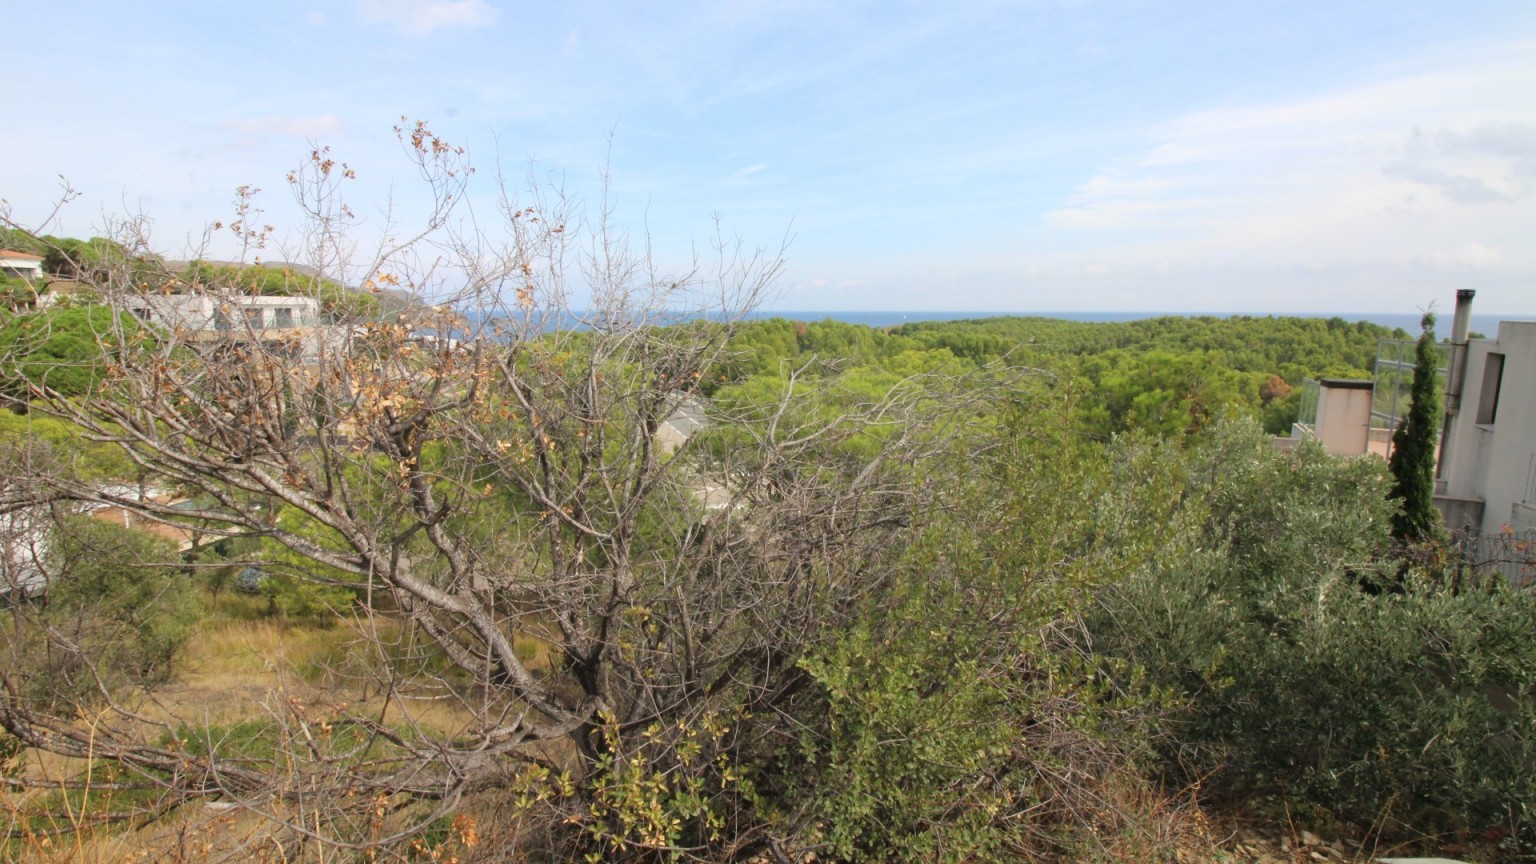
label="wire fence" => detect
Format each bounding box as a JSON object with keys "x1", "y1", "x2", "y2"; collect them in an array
[{"x1": 1452, "y1": 528, "x2": 1536, "y2": 588}]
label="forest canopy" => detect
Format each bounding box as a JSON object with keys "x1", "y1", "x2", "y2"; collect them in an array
[{"x1": 714, "y1": 312, "x2": 1404, "y2": 439}]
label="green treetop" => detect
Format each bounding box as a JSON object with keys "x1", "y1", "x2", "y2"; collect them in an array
[{"x1": 1387, "y1": 312, "x2": 1442, "y2": 543}]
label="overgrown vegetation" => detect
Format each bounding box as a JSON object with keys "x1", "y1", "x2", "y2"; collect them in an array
[
  {"x1": 1091, "y1": 422, "x2": 1536, "y2": 857},
  {"x1": 718, "y1": 313, "x2": 1401, "y2": 440},
  {"x1": 3, "y1": 517, "x2": 198, "y2": 709},
  {"x1": 1, "y1": 130, "x2": 1530, "y2": 863}
]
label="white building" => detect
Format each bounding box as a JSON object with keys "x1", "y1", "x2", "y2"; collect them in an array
[
  {"x1": 0, "y1": 250, "x2": 45, "y2": 281},
  {"x1": 0, "y1": 507, "x2": 50, "y2": 601},
  {"x1": 655, "y1": 393, "x2": 711, "y2": 455},
  {"x1": 1284, "y1": 291, "x2": 1534, "y2": 539},
  {"x1": 1435, "y1": 316, "x2": 1536, "y2": 536},
  {"x1": 133, "y1": 293, "x2": 322, "y2": 332},
  {"x1": 128, "y1": 293, "x2": 349, "y2": 362}
]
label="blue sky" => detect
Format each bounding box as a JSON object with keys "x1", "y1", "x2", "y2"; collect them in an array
[{"x1": 3, "y1": 0, "x2": 1534, "y2": 314}]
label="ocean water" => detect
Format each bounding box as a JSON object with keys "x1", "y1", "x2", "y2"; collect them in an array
[{"x1": 751, "y1": 310, "x2": 1523, "y2": 336}]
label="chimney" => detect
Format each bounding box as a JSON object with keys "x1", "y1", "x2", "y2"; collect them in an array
[
  {"x1": 1445, "y1": 289, "x2": 1475, "y2": 414},
  {"x1": 1437, "y1": 289, "x2": 1475, "y2": 479}
]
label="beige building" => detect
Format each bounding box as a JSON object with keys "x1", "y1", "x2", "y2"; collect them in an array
[{"x1": 1290, "y1": 378, "x2": 1388, "y2": 457}]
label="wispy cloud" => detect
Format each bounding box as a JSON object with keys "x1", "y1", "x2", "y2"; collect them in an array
[
  {"x1": 355, "y1": 0, "x2": 498, "y2": 35},
  {"x1": 1382, "y1": 161, "x2": 1514, "y2": 205},
  {"x1": 1381, "y1": 122, "x2": 1536, "y2": 204},
  {"x1": 1413, "y1": 240, "x2": 1502, "y2": 271},
  {"x1": 1040, "y1": 43, "x2": 1536, "y2": 278},
  {"x1": 726, "y1": 163, "x2": 768, "y2": 185},
  {"x1": 1415, "y1": 123, "x2": 1536, "y2": 166}
]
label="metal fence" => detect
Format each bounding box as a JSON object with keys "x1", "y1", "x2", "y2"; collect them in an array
[
  {"x1": 1453, "y1": 528, "x2": 1536, "y2": 588},
  {"x1": 1371, "y1": 339, "x2": 1448, "y2": 457},
  {"x1": 1295, "y1": 377, "x2": 1321, "y2": 430}
]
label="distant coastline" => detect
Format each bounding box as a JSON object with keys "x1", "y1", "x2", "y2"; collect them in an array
[{"x1": 750, "y1": 310, "x2": 1526, "y2": 335}]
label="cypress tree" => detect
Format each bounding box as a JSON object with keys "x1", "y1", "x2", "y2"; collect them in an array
[{"x1": 1387, "y1": 312, "x2": 1442, "y2": 543}]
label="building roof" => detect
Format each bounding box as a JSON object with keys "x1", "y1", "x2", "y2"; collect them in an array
[
  {"x1": 1318, "y1": 378, "x2": 1374, "y2": 390},
  {"x1": 662, "y1": 393, "x2": 711, "y2": 438},
  {"x1": 0, "y1": 250, "x2": 45, "y2": 262}
]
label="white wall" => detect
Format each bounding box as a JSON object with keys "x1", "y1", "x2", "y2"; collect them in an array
[
  {"x1": 1439, "y1": 320, "x2": 1536, "y2": 536},
  {"x1": 128, "y1": 293, "x2": 340, "y2": 362},
  {"x1": 0, "y1": 254, "x2": 45, "y2": 279}
]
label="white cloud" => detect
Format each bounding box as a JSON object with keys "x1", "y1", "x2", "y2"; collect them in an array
[
  {"x1": 1074, "y1": 174, "x2": 1175, "y2": 200},
  {"x1": 1415, "y1": 241, "x2": 1503, "y2": 271},
  {"x1": 1421, "y1": 123, "x2": 1536, "y2": 166},
  {"x1": 1382, "y1": 161, "x2": 1514, "y2": 205},
  {"x1": 726, "y1": 163, "x2": 768, "y2": 185},
  {"x1": 1038, "y1": 41, "x2": 1536, "y2": 288},
  {"x1": 1384, "y1": 122, "x2": 1536, "y2": 204},
  {"x1": 355, "y1": 0, "x2": 497, "y2": 35}
]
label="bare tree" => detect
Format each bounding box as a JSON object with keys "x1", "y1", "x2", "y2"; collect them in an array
[{"x1": 0, "y1": 125, "x2": 997, "y2": 860}]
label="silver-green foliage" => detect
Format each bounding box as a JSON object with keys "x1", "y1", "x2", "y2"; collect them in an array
[
  {"x1": 1095, "y1": 420, "x2": 1536, "y2": 848},
  {"x1": 778, "y1": 393, "x2": 1190, "y2": 863}
]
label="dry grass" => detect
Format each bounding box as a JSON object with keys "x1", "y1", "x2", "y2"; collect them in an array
[{"x1": 2, "y1": 601, "x2": 518, "y2": 862}]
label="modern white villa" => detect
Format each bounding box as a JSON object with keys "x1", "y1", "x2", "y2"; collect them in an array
[
  {"x1": 1291, "y1": 290, "x2": 1536, "y2": 538},
  {"x1": 1435, "y1": 314, "x2": 1536, "y2": 536},
  {"x1": 128, "y1": 293, "x2": 349, "y2": 363}
]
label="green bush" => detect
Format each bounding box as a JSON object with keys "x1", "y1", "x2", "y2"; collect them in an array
[
  {"x1": 0, "y1": 411, "x2": 135, "y2": 480},
  {"x1": 766, "y1": 394, "x2": 1188, "y2": 863},
  {"x1": 0, "y1": 304, "x2": 142, "y2": 400},
  {"x1": 261, "y1": 571, "x2": 356, "y2": 625},
  {"x1": 1093, "y1": 420, "x2": 1536, "y2": 851},
  {"x1": 11, "y1": 517, "x2": 200, "y2": 708}
]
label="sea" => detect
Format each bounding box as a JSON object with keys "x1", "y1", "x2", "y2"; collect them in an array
[{"x1": 750, "y1": 310, "x2": 1525, "y2": 336}]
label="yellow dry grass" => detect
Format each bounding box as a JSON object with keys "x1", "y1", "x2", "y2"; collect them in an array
[{"x1": 1, "y1": 602, "x2": 538, "y2": 862}]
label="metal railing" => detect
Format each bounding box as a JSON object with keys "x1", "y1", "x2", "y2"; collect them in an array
[
  {"x1": 1295, "y1": 378, "x2": 1321, "y2": 430},
  {"x1": 1452, "y1": 528, "x2": 1536, "y2": 588}
]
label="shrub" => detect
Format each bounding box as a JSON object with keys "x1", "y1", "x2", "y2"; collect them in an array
[
  {"x1": 1093, "y1": 420, "x2": 1536, "y2": 851},
  {"x1": 764, "y1": 394, "x2": 1196, "y2": 863},
  {"x1": 261, "y1": 571, "x2": 356, "y2": 626},
  {"x1": 7, "y1": 517, "x2": 199, "y2": 708}
]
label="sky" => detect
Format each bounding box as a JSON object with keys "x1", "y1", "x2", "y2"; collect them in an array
[{"x1": 2, "y1": 0, "x2": 1534, "y2": 315}]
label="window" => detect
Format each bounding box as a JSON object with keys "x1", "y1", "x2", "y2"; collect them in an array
[
  {"x1": 274, "y1": 307, "x2": 294, "y2": 328},
  {"x1": 1476, "y1": 353, "x2": 1504, "y2": 425},
  {"x1": 245, "y1": 307, "x2": 265, "y2": 329}
]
